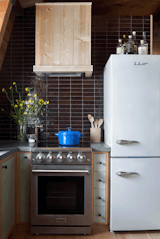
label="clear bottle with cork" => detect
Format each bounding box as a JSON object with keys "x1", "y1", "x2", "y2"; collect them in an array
[
  {"x1": 138, "y1": 40, "x2": 148, "y2": 55},
  {"x1": 122, "y1": 35, "x2": 127, "y2": 54},
  {"x1": 132, "y1": 31, "x2": 138, "y2": 54},
  {"x1": 142, "y1": 31, "x2": 148, "y2": 54},
  {"x1": 126, "y1": 35, "x2": 134, "y2": 54},
  {"x1": 116, "y1": 39, "x2": 123, "y2": 55}
]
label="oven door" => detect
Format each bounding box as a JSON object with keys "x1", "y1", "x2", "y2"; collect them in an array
[{"x1": 31, "y1": 165, "x2": 91, "y2": 226}]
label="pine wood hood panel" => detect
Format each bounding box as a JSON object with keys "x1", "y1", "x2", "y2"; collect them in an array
[{"x1": 33, "y1": 3, "x2": 93, "y2": 77}]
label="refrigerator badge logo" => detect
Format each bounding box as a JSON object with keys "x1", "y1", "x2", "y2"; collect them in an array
[
  {"x1": 134, "y1": 62, "x2": 148, "y2": 66},
  {"x1": 56, "y1": 218, "x2": 66, "y2": 223}
]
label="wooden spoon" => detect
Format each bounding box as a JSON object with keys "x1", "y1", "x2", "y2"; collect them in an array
[
  {"x1": 88, "y1": 114, "x2": 94, "y2": 128},
  {"x1": 98, "y1": 118, "x2": 104, "y2": 128},
  {"x1": 94, "y1": 119, "x2": 99, "y2": 128}
]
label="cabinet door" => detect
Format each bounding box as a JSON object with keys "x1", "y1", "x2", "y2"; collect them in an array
[
  {"x1": 20, "y1": 153, "x2": 30, "y2": 222},
  {"x1": 2, "y1": 156, "x2": 15, "y2": 239}
]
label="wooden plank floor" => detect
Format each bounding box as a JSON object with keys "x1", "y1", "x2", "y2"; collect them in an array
[{"x1": 8, "y1": 225, "x2": 160, "y2": 239}]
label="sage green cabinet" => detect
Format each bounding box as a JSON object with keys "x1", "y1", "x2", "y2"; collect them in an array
[
  {"x1": 19, "y1": 153, "x2": 30, "y2": 222},
  {"x1": 2, "y1": 156, "x2": 15, "y2": 239}
]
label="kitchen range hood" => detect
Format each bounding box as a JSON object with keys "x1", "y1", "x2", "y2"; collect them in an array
[{"x1": 33, "y1": 3, "x2": 93, "y2": 78}]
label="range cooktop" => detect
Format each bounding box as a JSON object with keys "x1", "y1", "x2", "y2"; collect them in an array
[{"x1": 34, "y1": 141, "x2": 91, "y2": 148}]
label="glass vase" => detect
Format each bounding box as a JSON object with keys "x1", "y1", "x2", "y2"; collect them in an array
[{"x1": 17, "y1": 123, "x2": 27, "y2": 142}]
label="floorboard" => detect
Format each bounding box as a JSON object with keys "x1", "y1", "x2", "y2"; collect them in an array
[{"x1": 8, "y1": 225, "x2": 160, "y2": 239}]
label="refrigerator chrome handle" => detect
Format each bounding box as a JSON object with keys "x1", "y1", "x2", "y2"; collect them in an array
[
  {"x1": 116, "y1": 171, "x2": 139, "y2": 176},
  {"x1": 116, "y1": 140, "x2": 139, "y2": 145}
]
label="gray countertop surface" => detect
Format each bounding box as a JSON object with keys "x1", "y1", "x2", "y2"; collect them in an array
[
  {"x1": 0, "y1": 141, "x2": 111, "y2": 161},
  {"x1": 90, "y1": 143, "x2": 111, "y2": 152}
]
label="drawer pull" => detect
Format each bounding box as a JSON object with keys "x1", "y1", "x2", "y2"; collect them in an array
[
  {"x1": 98, "y1": 196, "x2": 101, "y2": 200},
  {"x1": 98, "y1": 178, "x2": 105, "y2": 183},
  {"x1": 97, "y1": 161, "x2": 105, "y2": 165},
  {"x1": 98, "y1": 213, "x2": 101, "y2": 217},
  {"x1": 2, "y1": 165, "x2": 7, "y2": 169},
  {"x1": 24, "y1": 156, "x2": 28, "y2": 159},
  {"x1": 97, "y1": 178, "x2": 106, "y2": 183}
]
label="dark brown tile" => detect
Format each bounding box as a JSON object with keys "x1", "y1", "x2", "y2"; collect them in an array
[{"x1": 0, "y1": 9, "x2": 151, "y2": 139}]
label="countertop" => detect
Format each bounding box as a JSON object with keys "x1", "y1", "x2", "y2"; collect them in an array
[
  {"x1": 0, "y1": 141, "x2": 111, "y2": 161},
  {"x1": 90, "y1": 143, "x2": 111, "y2": 152}
]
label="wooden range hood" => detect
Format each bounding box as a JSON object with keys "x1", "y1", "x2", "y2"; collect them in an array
[{"x1": 33, "y1": 2, "x2": 93, "y2": 77}]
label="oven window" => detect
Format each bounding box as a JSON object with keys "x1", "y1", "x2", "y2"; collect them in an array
[{"x1": 38, "y1": 176, "x2": 84, "y2": 214}]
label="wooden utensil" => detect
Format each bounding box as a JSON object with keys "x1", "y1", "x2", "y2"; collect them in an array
[
  {"x1": 94, "y1": 119, "x2": 99, "y2": 128},
  {"x1": 98, "y1": 118, "x2": 103, "y2": 128},
  {"x1": 88, "y1": 114, "x2": 94, "y2": 128}
]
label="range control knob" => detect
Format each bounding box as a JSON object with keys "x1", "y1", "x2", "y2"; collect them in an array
[
  {"x1": 67, "y1": 152, "x2": 76, "y2": 163},
  {"x1": 77, "y1": 152, "x2": 86, "y2": 163},
  {"x1": 36, "y1": 152, "x2": 45, "y2": 163},
  {"x1": 46, "y1": 151, "x2": 54, "y2": 163},
  {"x1": 56, "y1": 152, "x2": 65, "y2": 163}
]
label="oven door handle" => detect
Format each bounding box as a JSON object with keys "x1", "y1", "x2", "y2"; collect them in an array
[{"x1": 32, "y1": 169, "x2": 90, "y2": 174}]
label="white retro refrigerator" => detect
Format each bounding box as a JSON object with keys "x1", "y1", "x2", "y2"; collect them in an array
[{"x1": 104, "y1": 55, "x2": 160, "y2": 231}]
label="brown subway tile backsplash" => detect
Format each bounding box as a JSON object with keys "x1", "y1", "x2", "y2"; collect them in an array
[{"x1": 0, "y1": 7, "x2": 150, "y2": 141}]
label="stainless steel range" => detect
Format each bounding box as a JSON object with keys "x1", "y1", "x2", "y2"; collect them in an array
[{"x1": 31, "y1": 142, "x2": 92, "y2": 235}]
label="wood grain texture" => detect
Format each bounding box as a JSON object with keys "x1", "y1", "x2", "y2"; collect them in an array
[
  {"x1": 3, "y1": 28, "x2": 10, "y2": 42},
  {"x1": 0, "y1": 8, "x2": 15, "y2": 70},
  {"x1": 35, "y1": 3, "x2": 93, "y2": 77},
  {"x1": 33, "y1": 65, "x2": 93, "y2": 76},
  {"x1": 52, "y1": 5, "x2": 63, "y2": 66},
  {"x1": 1, "y1": 38, "x2": 8, "y2": 51},
  {"x1": 9, "y1": 224, "x2": 160, "y2": 239},
  {"x1": 0, "y1": 47, "x2": 6, "y2": 61},
  {"x1": 0, "y1": 0, "x2": 13, "y2": 47}
]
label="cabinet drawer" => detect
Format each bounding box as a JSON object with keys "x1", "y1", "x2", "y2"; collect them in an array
[
  {"x1": 93, "y1": 205, "x2": 105, "y2": 223},
  {"x1": 94, "y1": 189, "x2": 105, "y2": 205},
  {"x1": 94, "y1": 172, "x2": 106, "y2": 189},
  {"x1": 94, "y1": 154, "x2": 106, "y2": 172}
]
